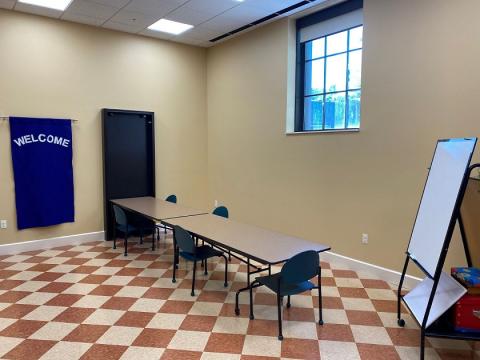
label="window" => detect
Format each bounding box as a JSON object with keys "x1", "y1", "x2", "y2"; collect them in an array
[{"x1": 295, "y1": 1, "x2": 363, "y2": 133}]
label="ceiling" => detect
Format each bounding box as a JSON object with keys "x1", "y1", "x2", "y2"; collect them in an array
[{"x1": 0, "y1": 0, "x2": 327, "y2": 47}]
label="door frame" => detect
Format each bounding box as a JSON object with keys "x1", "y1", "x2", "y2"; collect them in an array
[{"x1": 102, "y1": 108, "x2": 156, "y2": 240}]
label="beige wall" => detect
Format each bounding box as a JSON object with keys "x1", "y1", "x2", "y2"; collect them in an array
[
  {"x1": 0, "y1": 9, "x2": 208, "y2": 245},
  {"x1": 206, "y1": 0, "x2": 480, "y2": 274}
]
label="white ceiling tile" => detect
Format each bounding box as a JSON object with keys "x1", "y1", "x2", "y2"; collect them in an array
[
  {"x1": 0, "y1": 0, "x2": 15, "y2": 10},
  {"x1": 124, "y1": 0, "x2": 186, "y2": 18},
  {"x1": 165, "y1": 6, "x2": 214, "y2": 26},
  {"x1": 108, "y1": 9, "x2": 158, "y2": 30},
  {"x1": 192, "y1": 25, "x2": 220, "y2": 38},
  {"x1": 64, "y1": 0, "x2": 118, "y2": 20},
  {"x1": 89, "y1": 0, "x2": 130, "y2": 9},
  {"x1": 183, "y1": 0, "x2": 239, "y2": 16},
  {"x1": 103, "y1": 19, "x2": 142, "y2": 32},
  {"x1": 62, "y1": 11, "x2": 106, "y2": 25},
  {"x1": 220, "y1": 3, "x2": 271, "y2": 23},
  {"x1": 199, "y1": 3, "x2": 272, "y2": 33},
  {"x1": 242, "y1": 0, "x2": 302, "y2": 13},
  {"x1": 14, "y1": 2, "x2": 63, "y2": 18},
  {"x1": 7, "y1": 0, "x2": 325, "y2": 47},
  {"x1": 200, "y1": 14, "x2": 245, "y2": 32},
  {"x1": 139, "y1": 27, "x2": 173, "y2": 40},
  {"x1": 181, "y1": 25, "x2": 219, "y2": 41},
  {"x1": 173, "y1": 35, "x2": 205, "y2": 46}
]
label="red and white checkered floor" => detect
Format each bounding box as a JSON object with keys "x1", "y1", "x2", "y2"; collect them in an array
[{"x1": 0, "y1": 235, "x2": 477, "y2": 359}]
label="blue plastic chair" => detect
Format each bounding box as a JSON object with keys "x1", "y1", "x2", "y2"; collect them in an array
[
  {"x1": 172, "y1": 225, "x2": 228, "y2": 296},
  {"x1": 112, "y1": 204, "x2": 137, "y2": 256},
  {"x1": 250, "y1": 250, "x2": 323, "y2": 340},
  {"x1": 165, "y1": 194, "x2": 177, "y2": 203},
  {"x1": 212, "y1": 206, "x2": 229, "y2": 218}
]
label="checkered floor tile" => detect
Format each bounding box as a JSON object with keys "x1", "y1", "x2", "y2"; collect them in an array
[{"x1": 0, "y1": 235, "x2": 477, "y2": 359}]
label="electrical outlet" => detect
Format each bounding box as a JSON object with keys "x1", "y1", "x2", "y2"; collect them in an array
[
  {"x1": 214, "y1": 200, "x2": 218, "y2": 207},
  {"x1": 0, "y1": 220, "x2": 7, "y2": 229},
  {"x1": 362, "y1": 233, "x2": 368, "y2": 244}
]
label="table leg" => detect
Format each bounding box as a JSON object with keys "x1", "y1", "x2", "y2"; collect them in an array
[{"x1": 248, "y1": 259, "x2": 254, "y2": 319}]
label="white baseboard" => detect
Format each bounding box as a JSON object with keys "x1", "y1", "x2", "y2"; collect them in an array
[
  {"x1": 321, "y1": 251, "x2": 422, "y2": 290},
  {"x1": 0, "y1": 231, "x2": 105, "y2": 256},
  {"x1": 0, "y1": 231, "x2": 420, "y2": 290}
]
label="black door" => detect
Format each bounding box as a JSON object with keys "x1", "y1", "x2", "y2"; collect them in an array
[{"x1": 102, "y1": 109, "x2": 155, "y2": 240}]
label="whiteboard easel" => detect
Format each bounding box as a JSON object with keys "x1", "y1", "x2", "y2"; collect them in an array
[{"x1": 396, "y1": 138, "x2": 477, "y2": 360}]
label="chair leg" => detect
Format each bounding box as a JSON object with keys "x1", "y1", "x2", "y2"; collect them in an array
[
  {"x1": 172, "y1": 248, "x2": 177, "y2": 283},
  {"x1": 318, "y1": 271, "x2": 323, "y2": 325},
  {"x1": 249, "y1": 281, "x2": 255, "y2": 320},
  {"x1": 277, "y1": 293, "x2": 283, "y2": 340},
  {"x1": 173, "y1": 243, "x2": 179, "y2": 269},
  {"x1": 191, "y1": 260, "x2": 197, "y2": 296},
  {"x1": 151, "y1": 227, "x2": 155, "y2": 251},
  {"x1": 228, "y1": 250, "x2": 231, "y2": 262},
  {"x1": 140, "y1": 228, "x2": 143, "y2": 245},
  {"x1": 204, "y1": 258, "x2": 208, "y2": 275},
  {"x1": 223, "y1": 255, "x2": 228, "y2": 287},
  {"x1": 113, "y1": 226, "x2": 117, "y2": 250},
  {"x1": 124, "y1": 233, "x2": 128, "y2": 257},
  {"x1": 164, "y1": 225, "x2": 167, "y2": 234}
]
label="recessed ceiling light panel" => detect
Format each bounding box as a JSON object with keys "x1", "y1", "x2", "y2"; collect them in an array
[
  {"x1": 18, "y1": 0, "x2": 73, "y2": 11},
  {"x1": 148, "y1": 19, "x2": 194, "y2": 35}
]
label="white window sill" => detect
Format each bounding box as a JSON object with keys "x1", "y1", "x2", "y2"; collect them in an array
[{"x1": 286, "y1": 128, "x2": 360, "y2": 135}]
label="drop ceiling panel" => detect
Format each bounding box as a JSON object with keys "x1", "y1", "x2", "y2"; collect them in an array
[
  {"x1": 190, "y1": 25, "x2": 220, "y2": 39},
  {"x1": 244, "y1": 0, "x2": 303, "y2": 13},
  {"x1": 88, "y1": 0, "x2": 130, "y2": 9},
  {"x1": 103, "y1": 19, "x2": 142, "y2": 33},
  {"x1": 180, "y1": 25, "x2": 219, "y2": 41},
  {"x1": 0, "y1": 0, "x2": 15, "y2": 10},
  {"x1": 64, "y1": 0, "x2": 119, "y2": 20},
  {"x1": 123, "y1": 0, "x2": 186, "y2": 17},
  {"x1": 182, "y1": 0, "x2": 238, "y2": 16},
  {"x1": 166, "y1": 6, "x2": 214, "y2": 26},
  {"x1": 139, "y1": 27, "x2": 173, "y2": 40},
  {"x1": 174, "y1": 34, "x2": 206, "y2": 46},
  {"x1": 107, "y1": 9, "x2": 158, "y2": 30},
  {"x1": 6, "y1": 0, "x2": 328, "y2": 47},
  {"x1": 62, "y1": 12, "x2": 106, "y2": 25},
  {"x1": 220, "y1": 4, "x2": 272, "y2": 24},
  {"x1": 200, "y1": 15, "x2": 246, "y2": 32}
]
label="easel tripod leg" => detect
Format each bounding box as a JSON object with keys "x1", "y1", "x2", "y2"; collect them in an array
[
  {"x1": 420, "y1": 329, "x2": 425, "y2": 360},
  {"x1": 397, "y1": 257, "x2": 409, "y2": 327}
]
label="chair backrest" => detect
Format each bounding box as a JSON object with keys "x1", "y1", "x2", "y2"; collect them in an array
[
  {"x1": 281, "y1": 250, "x2": 319, "y2": 284},
  {"x1": 212, "y1": 206, "x2": 229, "y2": 218},
  {"x1": 173, "y1": 225, "x2": 195, "y2": 254},
  {"x1": 165, "y1": 194, "x2": 177, "y2": 203},
  {"x1": 112, "y1": 205, "x2": 127, "y2": 226}
]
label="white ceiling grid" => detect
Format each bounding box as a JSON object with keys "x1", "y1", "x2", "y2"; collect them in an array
[{"x1": 0, "y1": 0, "x2": 326, "y2": 47}]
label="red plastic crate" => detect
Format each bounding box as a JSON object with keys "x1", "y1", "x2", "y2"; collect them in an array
[{"x1": 454, "y1": 294, "x2": 480, "y2": 332}]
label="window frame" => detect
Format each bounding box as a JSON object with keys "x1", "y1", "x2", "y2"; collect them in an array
[{"x1": 294, "y1": 0, "x2": 363, "y2": 133}]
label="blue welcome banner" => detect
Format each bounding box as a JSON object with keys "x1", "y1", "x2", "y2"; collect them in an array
[{"x1": 10, "y1": 117, "x2": 74, "y2": 230}]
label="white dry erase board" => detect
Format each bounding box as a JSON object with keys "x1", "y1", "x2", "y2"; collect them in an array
[{"x1": 407, "y1": 138, "x2": 477, "y2": 277}]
